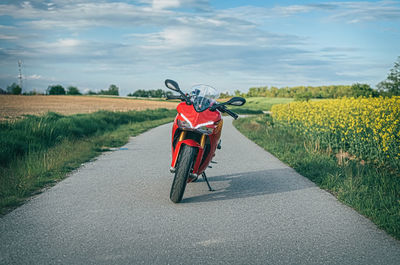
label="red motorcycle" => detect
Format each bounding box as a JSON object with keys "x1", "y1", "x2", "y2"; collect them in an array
[{"x1": 165, "y1": 79, "x2": 246, "y2": 203}]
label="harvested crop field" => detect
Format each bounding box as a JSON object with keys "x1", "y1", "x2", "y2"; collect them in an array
[{"x1": 0, "y1": 95, "x2": 178, "y2": 120}]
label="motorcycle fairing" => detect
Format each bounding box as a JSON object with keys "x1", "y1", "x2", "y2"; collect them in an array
[
  {"x1": 171, "y1": 102, "x2": 222, "y2": 176},
  {"x1": 177, "y1": 103, "x2": 220, "y2": 127}
]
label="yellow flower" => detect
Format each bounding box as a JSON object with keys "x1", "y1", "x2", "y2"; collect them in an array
[{"x1": 271, "y1": 96, "x2": 400, "y2": 162}]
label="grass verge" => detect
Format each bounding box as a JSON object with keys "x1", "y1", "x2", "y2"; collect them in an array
[
  {"x1": 233, "y1": 114, "x2": 400, "y2": 240},
  {"x1": 231, "y1": 97, "x2": 293, "y2": 112},
  {"x1": 0, "y1": 109, "x2": 175, "y2": 215}
]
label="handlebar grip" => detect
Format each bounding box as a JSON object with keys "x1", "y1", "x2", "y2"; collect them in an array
[{"x1": 224, "y1": 108, "x2": 239, "y2": 120}]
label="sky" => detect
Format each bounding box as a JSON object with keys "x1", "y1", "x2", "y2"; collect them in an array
[{"x1": 0, "y1": 0, "x2": 399, "y2": 95}]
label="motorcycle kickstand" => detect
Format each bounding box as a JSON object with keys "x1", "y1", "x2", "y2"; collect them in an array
[{"x1": 202, "y1": 172, "x2": 214, "y2": 192}]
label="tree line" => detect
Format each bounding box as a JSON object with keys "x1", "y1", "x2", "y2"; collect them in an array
[
  {"x1": 2, "y1": 56, "x2": 399, "y2": 99},
  {"x1": 127, "y1": 89, "x2": 172, "y2": 98},
  {"x1": 0, "y1": 84, "x2": 120, "y2": 96},
  {"x1": 223, "y1": 56, "x2": 400, "y2": 99},
  {"x1": 46, "y1": 84, "x2": 119, "y2": 96},
  {"x1": 240, "y1": 83, "x2": 378, "y2": 100}
]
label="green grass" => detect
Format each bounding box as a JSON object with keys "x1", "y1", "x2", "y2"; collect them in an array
[
  {"x1": 232, "y1": 97, "x2": 294, "y2": 112},
  {"x1": 224, "y1": 96, "x2": 293, "y2": 115},
  {"x1": 0, "y1": 109, "x2": 175, "y2": 214},
  {"x1": 233, "y1": 114, "x2": 400, "y2": 240}
]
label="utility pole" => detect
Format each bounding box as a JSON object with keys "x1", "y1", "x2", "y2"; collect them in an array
[{"x1": 18, "y1": 60, "x2": 23, "y2": 91}]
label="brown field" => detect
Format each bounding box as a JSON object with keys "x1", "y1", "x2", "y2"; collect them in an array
[{"x1": 0, "y1": 95, "x2": 178, "y2": 120}]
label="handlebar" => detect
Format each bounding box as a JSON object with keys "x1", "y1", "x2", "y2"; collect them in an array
[
  {"x1": 224, "y1": 108, "x2": 239, "y2": 120},
  {"x1": 217, "y1": 105, "x2": 239, "y2": 120},
  {"x1": 166, "y1": 94, "x2": 192, "y2": 105},
  {"x1": 167, "y1": 95, "x2": 240, "y2": 119}
]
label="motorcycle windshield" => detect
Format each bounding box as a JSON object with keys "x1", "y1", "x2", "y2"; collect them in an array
[{"x1": 190, "y1": 84, "x2": 219, "y2": 112}]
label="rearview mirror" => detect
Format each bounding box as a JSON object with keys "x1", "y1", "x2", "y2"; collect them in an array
[
  {"x1": 165, "y1": 79, "x2": 180, "y2": 92},
  {"x1": 226, "y1": 97, "x2": 246, "y2": 106}
]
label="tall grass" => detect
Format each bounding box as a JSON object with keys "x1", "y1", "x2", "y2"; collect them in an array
[
  {"x1": 0, "y1": 109, "x2": 176, "y2": 214},
  {"x1": 234, "y1": 114, "x2": 400, "y2": 240},
  {"x1": 0, "y1": 109, "x2": 175, "y2": 167}
]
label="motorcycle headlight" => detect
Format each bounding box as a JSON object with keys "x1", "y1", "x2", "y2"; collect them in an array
[
  {"x1": 196, "y1": 126, "x2": 214, "y2": 135},
  {"x1": 177, "y1": 119, "x2": 191, "y2": 129}
]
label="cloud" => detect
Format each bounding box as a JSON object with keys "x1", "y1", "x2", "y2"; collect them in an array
[
  {"x1": 152, "y1": 0, "x2": 180, "y2": 9},
  {"x1": 27, "y1": 74, "x2": 42, "y2": 80},
  {"x1": 151, "y1": 0, "x2": 210, "y2": 10},
  {"x1": 272, "y1": 5, "x2": 318, "y2": 16},
  {"x1": 328, "y1": 1, "x2": 400, "y2": 23},
  {"x1": 0, "y1": 1, "x2": 397, "y2": 92},
  {"x1": 0, "y1": 2, "x2": 172, "y2": 30},
  {"x1": 19, "y1": 38, "x2": 85, "y2": 57},
  {"x1": 0, "y1": 34, "x2": 18, "y2": 40},
  {"x1": 222, "y1": 1, "x2": 400, "y2": 24}
]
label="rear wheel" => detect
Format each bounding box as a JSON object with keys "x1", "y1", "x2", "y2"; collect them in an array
[{"x1": 170, "y1": 145, "x2": 197, "y2": 203}]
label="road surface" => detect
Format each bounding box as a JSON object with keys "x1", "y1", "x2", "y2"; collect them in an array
[{"x1": 1, "y1": 118, "x2": 400, "y2": 264}]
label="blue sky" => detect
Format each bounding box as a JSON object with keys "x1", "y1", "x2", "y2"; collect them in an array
[{"x1": 0, "y1": 0, "x2": 399, "y2": 95}]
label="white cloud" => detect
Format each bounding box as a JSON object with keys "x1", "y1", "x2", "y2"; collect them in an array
[
  {"x1": 23, "y1": 38, "x2": 84, "y2": 56},
  {"x1": 27, "y1": 74, "x2": 42, "y2": 80},
  {"x1": 0, "y1": 34, "x2": 18, "y2": 40},
  {"x1": 152, "y1": 0, "x2": 180, "y2": 10},
  {"x1": 152, "y1": 0, "x2": 209, "y2": 10},
  {"x1": 0, "y1": 2, "x2": 170, "y2": 30},
  {"x1": 0, "y1": 1, "x2": 398, "y2": 92},
  {"x1": 222, "y1": 1, "x2": 400, "y2": 24},
  {"x1": 0, "y1": 25, "x2": 16, "y2": 29},
  {"x1": 272, "y1": 5, "x2": 317, "y2": 16},
  {"x1": 55, "y1": 38, "x2": 81, "y2": 47},
  {"x1": 329, "y1": 1, "x2": 400, "y2": 23}
]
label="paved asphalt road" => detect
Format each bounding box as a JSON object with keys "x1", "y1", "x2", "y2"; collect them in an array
[{"x1": 1, "y1": 118, "x2": 400, "y2": 265}]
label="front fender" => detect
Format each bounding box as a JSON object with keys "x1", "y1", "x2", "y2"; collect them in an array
[{"x1": 171, "y1": 139, "x2": 203, "y2": 170}]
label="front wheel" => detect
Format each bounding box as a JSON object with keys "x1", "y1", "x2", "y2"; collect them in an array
[{"x1": 170, "y1": 145, "x2": 197, "y2": 203}]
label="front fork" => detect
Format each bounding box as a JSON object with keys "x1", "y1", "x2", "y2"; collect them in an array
[{"x1": 170, "y1": 131, "x2": 206, "y2": 175}]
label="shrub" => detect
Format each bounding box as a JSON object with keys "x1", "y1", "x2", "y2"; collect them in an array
[
  {"x1": 6, "y1": 83, "x2": 22, "y2": 95},
  {"x1": 99, "y1": 84, "x2": 119, "y2": 96},
  {"x1": 66, "y1": 86, "x2": 81, "y2": 95},
  {"x1": 48, "y1": 85, "x2": 66, "y2": 95}
]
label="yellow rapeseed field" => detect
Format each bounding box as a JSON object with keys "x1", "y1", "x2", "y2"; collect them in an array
[{"x1": 271, "y1": 96, "x2": 400, "y2": 165}]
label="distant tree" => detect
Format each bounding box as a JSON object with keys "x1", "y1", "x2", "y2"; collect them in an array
[
  {"x1": 244, "y1": 84, "x2": 357, "y2": 98},
  {"x1": 6, "y1": 83, "x2": 22, "y2": 95},
  {"x1": 234, "y1": 90, "x2": 241, "y2": 97},
  {"x1": 66, "y1": 86, "x2": 81, "y2": 95},
  {"x1": 99, "y1": 84, "x2": 119, "y2": 96},
  {"x1": 108, "y1": 84, "x2": 119, "y2": 96},
  {"x1": 0, "y1": 88, "x2": 7, "y2": 94},
  {"x1": 219, "y1": 92, "x2": 231, "y2": 98},
  {"x1": 23, "y1": 89, "x2": 42, "y2": 95},
  {"x1": 377, "y1": 56, "x2": 400, "y2": 96},
  {"x1": 127, "y1": 89, "x2": 170, "y2": 98},
  {"x1": 47, "y1": 85, "x2": 66, "y2": 95},
  {"x1": 127, "y1": 89, "x2": 145, "y2": 97},
  {"x1": 294, "y1": 91, "x2": 312, "y2": 101},
  {"x1": 86, "y1": 90, "x2": 97, "y2": 95},
  {"x1": 350, "y1": 83, "x2": 378, "y2": 97},
  {"x1": 152, "y1": 89, "x2": 164, "y2": 98}
]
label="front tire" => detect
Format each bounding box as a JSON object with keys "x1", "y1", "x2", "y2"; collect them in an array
[{"x1": 170, "y1": 145, "x2": 196, "y2": 203}]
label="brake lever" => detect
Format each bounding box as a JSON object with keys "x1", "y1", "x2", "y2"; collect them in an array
[{"x1": 210, "y1": 103, "x2": 223, "y2": 111}]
